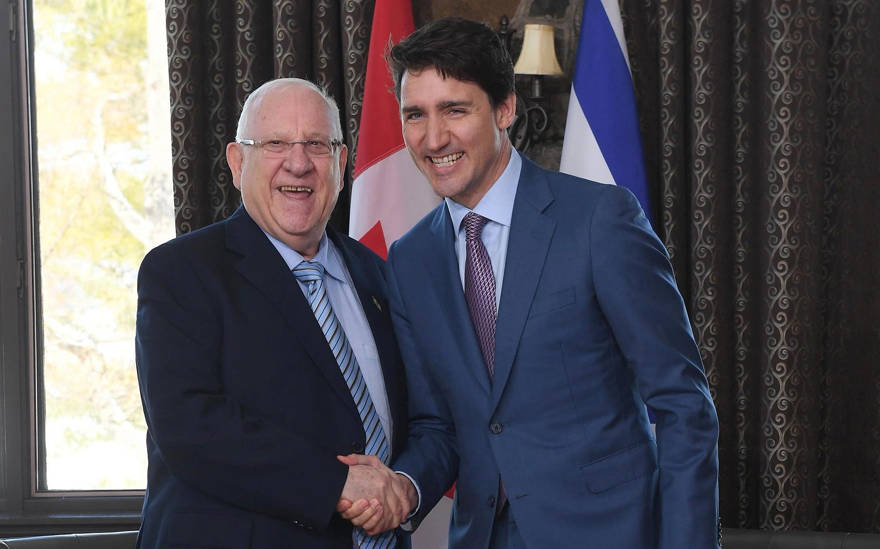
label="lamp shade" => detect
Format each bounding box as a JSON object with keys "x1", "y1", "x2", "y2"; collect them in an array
[{"x1": 513, "y1": 24, "x2": 563, "y2": 76}]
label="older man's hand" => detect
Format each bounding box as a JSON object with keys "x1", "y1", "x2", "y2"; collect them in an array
[{"x1": 336, "y1": 454, "x2": 417, "y2": 535}]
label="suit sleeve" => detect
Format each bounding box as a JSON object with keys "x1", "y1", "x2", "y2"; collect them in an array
[
  {"x1": 589, "y1": 186, "x2": 720, "y2": 549},
  {"x1": 386, "y1": 244, "x2": 459, "y2": 526},
  {"x1": 135, "y1": 245, "x2": 348, "y2": 530}
]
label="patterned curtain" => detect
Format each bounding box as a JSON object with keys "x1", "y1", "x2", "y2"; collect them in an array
[
  {"x1": 622, "y1": 0, "x2": 880, "y2": 533},
  {"x1": 165, "y1": 0, "x2": 373, "y2": 234}
]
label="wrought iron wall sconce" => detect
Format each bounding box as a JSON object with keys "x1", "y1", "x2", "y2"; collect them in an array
[{"x1": 500, "y1": 18, "x2": 564, "y2": 152}]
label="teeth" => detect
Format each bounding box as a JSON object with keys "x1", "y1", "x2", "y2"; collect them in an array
[
  {"x1": 279, "y1": 186, "x2": 312, "y2": 193},
  {"x1": 429, "y1": 152, "x2": 463, "y2": 167}
]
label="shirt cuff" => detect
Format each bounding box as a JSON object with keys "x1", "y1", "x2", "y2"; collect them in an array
[{"x1": 394, "y1": 470, "x2": 422, "y2": 530}]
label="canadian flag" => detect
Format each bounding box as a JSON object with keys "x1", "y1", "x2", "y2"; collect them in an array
[
  {"x1": 349, "y1": 2, "x2": 449, "y2": 547},
  {"x1": 348, "y1": 0, "x2": 440, "y2": 259}
]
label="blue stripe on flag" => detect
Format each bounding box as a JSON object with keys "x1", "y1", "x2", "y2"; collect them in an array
[{"x1": 570, "y1": 0, "x2": 651, "y2": 222}]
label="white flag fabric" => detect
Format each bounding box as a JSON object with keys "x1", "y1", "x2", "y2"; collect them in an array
[
  {"x1": 348, "y1": 2, "x2": 448, "y2": 547},
  {"x1": 560, "y1": 0, "x2": 651, "y2": 220},
  {"x1": 348, "y1": 0, "x2": 439, "y2": 258}
]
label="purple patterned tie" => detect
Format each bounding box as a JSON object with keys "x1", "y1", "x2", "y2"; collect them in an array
[
  {"x1": 463, "y1": 212, "x2": 496, "y2": 378},
  {"x1": 463, "y1": 212, "x2": 507, "y2": 512}
]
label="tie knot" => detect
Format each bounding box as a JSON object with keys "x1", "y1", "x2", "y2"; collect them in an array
[
  {"x1": 462, "y1": 212, "x2": 490, "y2": 242},
  {"x1": 292, "y1": 260, "x2": 325, "y2": 283}
]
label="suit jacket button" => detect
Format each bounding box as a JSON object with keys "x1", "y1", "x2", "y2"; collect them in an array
[
  {"x1": 351, "y1": 442, "x2": 365, "y2": 453},
  {"x1": 488, "y1": 495, "x2": 496, "y2": 507},
  {"x1": 490, "y1": 422, "x2": 503, "y2": 434}
]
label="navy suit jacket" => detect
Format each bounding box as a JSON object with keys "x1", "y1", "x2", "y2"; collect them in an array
[
  {"x1": 135, "y1": 207, "x2": 409, "y2": 548},
  {"x1": 388, "y1": 157, "x2": 719, "y2": 548}
]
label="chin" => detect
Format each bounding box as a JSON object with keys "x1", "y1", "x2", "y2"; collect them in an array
[
  {"x1": 424, "y1": 177, "x2": 461, "y2": 200},
  {"x1": 428, "y1": 185, "x2": 455, "y2": 200}
]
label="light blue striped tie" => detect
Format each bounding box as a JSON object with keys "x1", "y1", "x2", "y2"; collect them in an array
[{"x1": 293, "y1": 260, "x2": 395, "y2": 549}]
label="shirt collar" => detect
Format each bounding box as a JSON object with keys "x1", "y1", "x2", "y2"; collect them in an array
[
  {"x1": 445, "y1": 149, "x2": 521, "y2": 233},
  {"x1": 262, "y1": 231, "x2": 347, "y2": 284}
]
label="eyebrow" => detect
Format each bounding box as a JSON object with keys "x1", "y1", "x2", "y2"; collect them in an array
[
  {"x1": 439, "y1": 100, "x2": 472, "y2": 110},
  {"x1": 264, "y1": 133, "x2": 332, "y2": 141},
  {"x1": 401, "y1": 100, "x2": 473, "y2": 114}
]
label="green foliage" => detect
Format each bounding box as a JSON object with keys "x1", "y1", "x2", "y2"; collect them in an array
[
  {"x1": 34, "y1": 0, "x2": 172, "y2": 490},
  {"x1": 36, "y1": 0, "x2": 146, "y2": 82}
]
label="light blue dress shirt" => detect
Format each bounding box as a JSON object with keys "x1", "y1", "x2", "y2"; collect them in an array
[
  {"x1": 263, "y1": 231, "x2": 394, "y2": 451},
  {"x1": 444, "y1": 149, "x2": 522, "y2": 309}
]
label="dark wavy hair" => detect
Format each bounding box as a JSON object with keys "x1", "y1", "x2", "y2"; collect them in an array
[{"x1": 386, "y1": 17, "x2": 515, "y2": 107}]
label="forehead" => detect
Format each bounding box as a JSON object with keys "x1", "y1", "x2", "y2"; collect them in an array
[
  {"x1": 248, "y1": 85, "x2": 333, "y2": 136},
  {"x1": 400, "y1": 67, "x2": 489, "y2": 108}
]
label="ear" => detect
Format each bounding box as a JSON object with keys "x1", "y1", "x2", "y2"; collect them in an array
[
  {"x1": 494, "y1": 92, "x2": 517, "y2": 131},
  {"x1": 226, "y1": 142, "x2": 244, "y2": 190}
]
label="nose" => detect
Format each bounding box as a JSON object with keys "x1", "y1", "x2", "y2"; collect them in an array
[
  {"x1": 424, "y1": 117, "x2": 450, "y2": 152},
  {"x1": 281, "y1": 142, "x2": 314, "y2": 175}
]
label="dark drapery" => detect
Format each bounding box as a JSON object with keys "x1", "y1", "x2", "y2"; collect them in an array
[
  {"x1": 166, "y1": 0, "x2": 373, "y2": 234},
  {"x1": 622, "y1": 0, "x2": 880, "y2": 533}
]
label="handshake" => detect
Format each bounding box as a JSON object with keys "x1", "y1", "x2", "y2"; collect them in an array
[{"x1": 336, "y1": 454, "x2": 418, "y2": 535}]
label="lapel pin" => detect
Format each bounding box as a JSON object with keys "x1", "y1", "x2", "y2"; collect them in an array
[{"x1": 371, "y1": 296, "x2": 382, "y2": 312}]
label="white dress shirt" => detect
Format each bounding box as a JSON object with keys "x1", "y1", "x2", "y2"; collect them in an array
[{"x1": 263, "y1": 231, "x2": 394, "y2": 450}]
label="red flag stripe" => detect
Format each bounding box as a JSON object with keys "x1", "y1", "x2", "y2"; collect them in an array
[
  {"x1": 353, "y1": 0, "x2": 414, "y2": 179},
  {"x1": 350, "y1": 0, "x2": 440, "y2": 255}
]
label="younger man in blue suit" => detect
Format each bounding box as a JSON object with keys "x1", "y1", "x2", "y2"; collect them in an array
[{"x1": 342, "y1": 17, "x2": 720, "y2": 549}]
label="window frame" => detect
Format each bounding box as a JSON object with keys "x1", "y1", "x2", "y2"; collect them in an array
[{"x1": 0, "y1": 0, "x2": 143, "y2": 536}]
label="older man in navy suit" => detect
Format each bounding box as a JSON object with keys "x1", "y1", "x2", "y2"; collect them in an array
[
  {"x1": 135, "y1": 78, "x2": 412, "y2": 548},
  {"x1": 341, "y1": 18, "x2": 720, "y2": 549}
]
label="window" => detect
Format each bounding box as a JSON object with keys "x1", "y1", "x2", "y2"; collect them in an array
[{"x1": 1, "y1": 0, "x2": 173, "y2": 534}]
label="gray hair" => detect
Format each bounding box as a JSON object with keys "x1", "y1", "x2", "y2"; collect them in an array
[{"x1": 235, "y1": 78, "x2": 343, "y2": 142}]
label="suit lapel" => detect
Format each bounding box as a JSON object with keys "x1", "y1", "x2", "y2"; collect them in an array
[
  {"x1": 491, "y1": 160, "x2": 556, "y2": 412},
  {"x1": 224, "y1": 209, "x2": 360, "y2": 417},
  {"x1": 334, "y1": 243, "x2": 389, "y2": 365},
  {"x1": 330, "y1": 230, "x2": 409, "y2": 450}
]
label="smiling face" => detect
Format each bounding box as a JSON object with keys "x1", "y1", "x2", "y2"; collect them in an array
[
  {"x1": 399, "y1": 67, "x2": 516, "y2": 209},
  {"x1": 226, "y1": 83, "x2": 346, "y2": 258}
]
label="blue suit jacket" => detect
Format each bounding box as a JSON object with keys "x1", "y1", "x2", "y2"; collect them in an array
[
  {"x1": 135, "y1": 207, "x2": 409, "y2": 548},
  {"x1": 388, "y1": 158, "x2": 719, "y2": 548}
]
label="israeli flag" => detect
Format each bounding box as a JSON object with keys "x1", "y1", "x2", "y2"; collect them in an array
[{"x1": 560, "y1": 0, "x2": 651, "y2": 222}]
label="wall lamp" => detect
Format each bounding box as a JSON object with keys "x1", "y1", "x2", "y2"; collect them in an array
[{"x1": 509, "y1": 23, "x2": 563, "y2": 152}]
